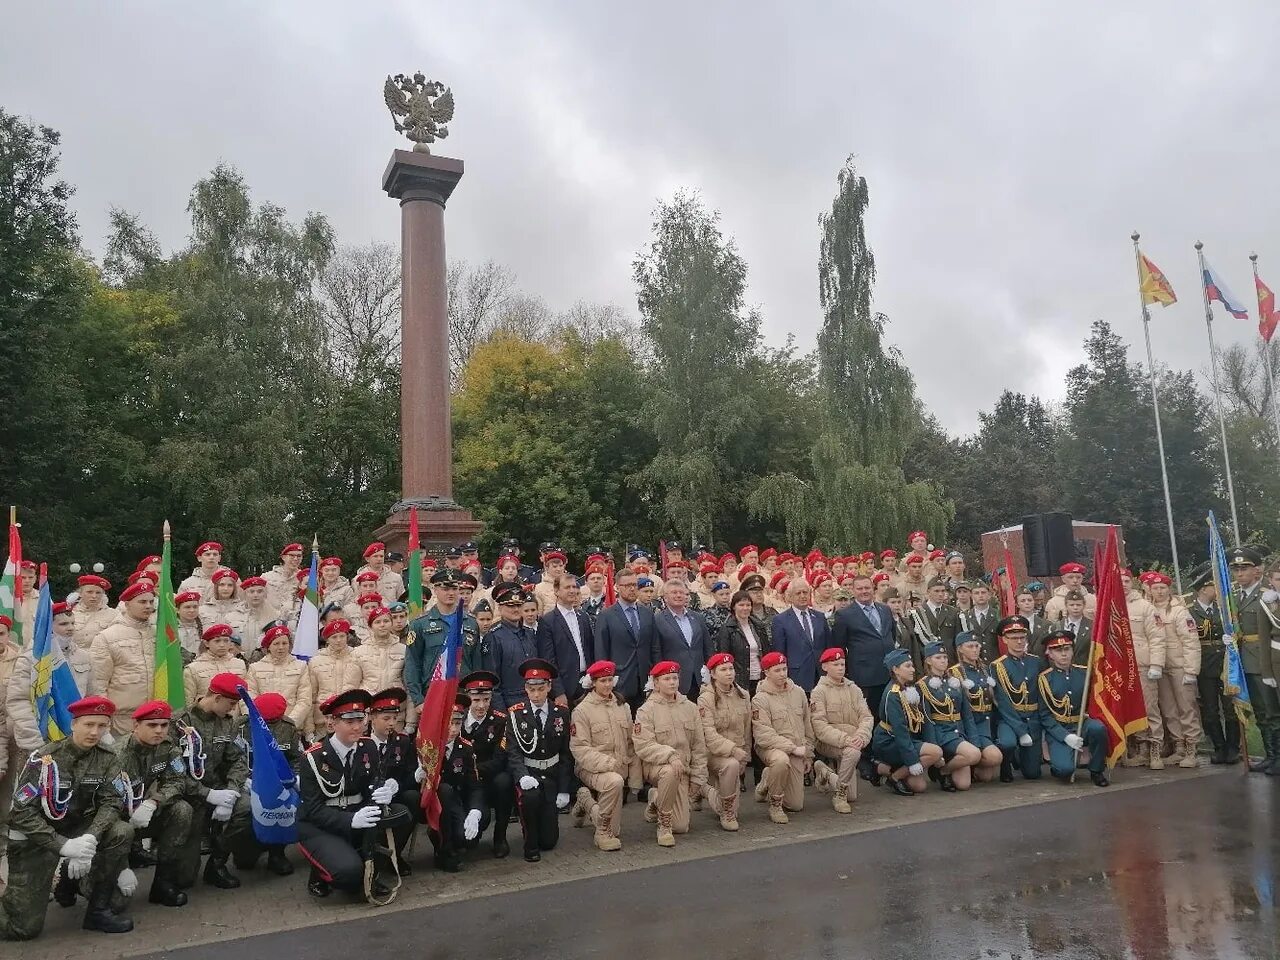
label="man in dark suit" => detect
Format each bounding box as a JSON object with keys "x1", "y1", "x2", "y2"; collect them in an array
[
  {"x1": 831, "y1": 574, "x2": 896, "y2": 721},
  {"x1": 769, "y1": 579, "x2": 829, "y2": 695},
  {"x1": 652, "y1": 578, "x2": 710, "y2": 699},
  {"x1": 593, "y1": 568, "x2": 657, "y2": 713},
  {"x1": 538, "y1": 573, "x2": 595, "y2": 707}
]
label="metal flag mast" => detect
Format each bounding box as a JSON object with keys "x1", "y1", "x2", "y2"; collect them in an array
[
  {"x1": 1195, "y1": 241, "x2": 1242, "y2": 543},
  {"x1": 1249, "y1": 253, "x2": 1280, "y2": 453}
]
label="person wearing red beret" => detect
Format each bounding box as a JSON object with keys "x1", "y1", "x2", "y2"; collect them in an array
[
  {"x1": 1117, "y1": 569, "x2": 1166, "y2": 770},
  {"x1": 532, "y1": 551, "x2": 569, "y2": 617},
  {"x1": 352, "y1": 607, "x2": 413, "y2": 732},
  {"x1": 307, "y1": 620, "x2": 363, "y2": 737},
  {"x1": 198, "y1": 569, "x2": 246, "y2": 634},
  {"x1": 6, "y1": 598, "x2": 93, "y2": 757},
  {"x1": 634, "y1": 661, "x2": 708, "y2": 847},
  {"x1": 501, "y1": 659, "x2": 573, "y2": 862},
  {"x1": 0, "y1": 618, "x2": 17, "y2": 848},
  {"x1": 262, "y1": 543, "x2": 305, "y2": 620},
  {"x1": 317, "y1": 556, "x2": 356, "y2": 617},
  {"x1": 234, "y1": 576, "x2": 276, "y2": 651},
  {"x1": 14, "y1": 561, "x2": 38, "y2": 638},
  {"x1": 232, "y1": 692, "x2": 302, "y2": 877},
  {"x1": 89, "y1": 581, "x2": 159, "y2": 736},
  {"x1": 697, "y1": 652, "x2": 751, "y2": 831},
  {"x1": 1043, "y1": 562, "x2": 1098, "y2": 621},
  {"x1": 178, "y1": 541, "x2": 226, "y2": 602},
  {"x1": 1146, "y1": 573, "x2": 1203, "y2": 769},
  {"x1": 750, "y1": 651, "x2": 814, "y2": 823},
  {"x1": 72, "y1": 575, "x2": 116, "y2": 650},
  {"x1": 809, "y1": 648, "x2": 873, "y2": 814},
  {"x1": 356, "y1": 542, "x2": 404, "y2": 606},
  {"x1": 568, "y1": 661, "x2": 638, "y2": 852},
  {"x1": 170, "y1": 673, "x2": 253, "y2": 891},
  {"x1": 896, "y1": 556, "x2": 930, "y2": 607},
  {"x1": 114, "y1": 700, "x2": 193, "y2": 907},
  {"x1": 183, "y1": 624, "x2": 248, "y2": 710},
  {"x1": 247, "y1": 623, "x2": 312, "y2": 730},
  {"x1": 0, "y1": 695, "x2": 139, "y2": 937}
]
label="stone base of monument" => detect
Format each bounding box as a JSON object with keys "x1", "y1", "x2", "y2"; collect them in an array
[{"x1": 374, "y1": 497, "x2": 484, "y2": 553}]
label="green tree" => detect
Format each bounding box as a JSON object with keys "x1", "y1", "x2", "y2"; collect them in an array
[{"x1": 1214, "y1": 340, "x2": 1280, "y2": 549}]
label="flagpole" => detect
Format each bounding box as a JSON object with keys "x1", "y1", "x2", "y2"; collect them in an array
[
  {"x1": 1249, "y1": 252, "x2": 1280, "y2": 452},
  {"x1": 1196, "y1": 241, "x2": 1242, "y2": 543},
  {"x1": 1132, "y1": 234, "x2": 1183, "y2": 594}
]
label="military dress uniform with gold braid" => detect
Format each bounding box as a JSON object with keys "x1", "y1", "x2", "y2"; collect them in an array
[
  {"x1": 1, "y1": 738, "x2": 132, "y2": 940},
  {"x1": 1037, "y1": 664, "x2": 1107, "y2": 778},
  {"x1": 1236, "y1": 577, "x2": 1279, "y2": 770},
  {"x1": 991, "y1": 652, "x2": 1044, "y2": 780},
  {"x1": 502, "y1": 699, "x2": 572, "y2": 861},
  {"x1": 871, "y1": 683, "x2": 931, "y2": 770},
  {"x1": 916, "y1": 672, "x2": 982, "y2": 760},
  {"x1": 949, "y1": 662, "x2": 997, "y2": 749},
  {"x1": 171, "y1": 704, "x2": 253, "y2": 888},
  {"x1": 114, "y1": 733, "x2": 194, "y2": 890},
  {"x1": 1190, "y1": 596, "x2": 1240, "y2": 763}
]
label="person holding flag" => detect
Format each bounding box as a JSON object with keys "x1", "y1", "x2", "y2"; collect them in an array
[
  {"x1": 1037, "y1": 631, "x2": 1109, "y2": 787},
  {"x1": 8, "y1": 597, "x2": 91, "y2": 754},
  {"x1": 235, "y1": 689, "x2": 300, "y2": 878},
  {"x1": 1188, "y1": 568, "x2": 1240, "y2": 765},
  {"x1": 1230, "y1": 546, "x2": 1279, "y2": 773}
]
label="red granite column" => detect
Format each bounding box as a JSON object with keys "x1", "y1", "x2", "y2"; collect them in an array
[{"x1": 375, "y1": 150, "x2": 482, "y2": 550}]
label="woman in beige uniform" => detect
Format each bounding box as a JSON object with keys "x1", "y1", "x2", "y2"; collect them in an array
[
  {"x1": 182, "y1": 623, "x2": 248, "y2": 707},
  {"x1": 1147, "y1": 572, "x2": 1202, "y2": 767},
  {"x1": 247, "y1": 622, "x2": 312, "y2": 729},
  {"x1": 199, "y1": 568, "x2": 246, "y2": 631},
  {"x1": 307, "y1": 618, "x2": 362, "y2": 735},
  {"x1": 697, "y1": 652, "x2": 751, "y2": 831}
]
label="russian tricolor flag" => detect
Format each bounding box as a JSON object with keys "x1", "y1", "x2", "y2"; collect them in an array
[{"x1": 1202, "y1": 258, "x2": 1250, "y2": 320}]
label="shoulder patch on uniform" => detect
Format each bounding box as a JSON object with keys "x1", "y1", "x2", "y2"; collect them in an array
[
  {"x1": 633, "y1": 722, "x2": 642, "y2": 734},
  {"x1": 569, "y1": 722, "x2": 576, "y2": 737},
  {"x1": 698, "y1": 705, "x2": 706, "y2": 717},
  {"x1": 458, "y1": 736, "x2": 473, "y2": 747},
  {"x1": 509, "y1": 702, "x2": 526, "y2": 712},
  {"x1": 492, "y1": 709, "x2": 506, "y2": 717},
  {"x1": 304, "y1": 743, "x2": 324, "y2": 754},
  {"x1": 751, "y1": 708, "x2": 760, "y2": 721}
]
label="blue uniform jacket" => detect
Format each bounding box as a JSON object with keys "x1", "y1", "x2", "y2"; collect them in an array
[{"x1": 991, "y1": 652, "x2": 1043, "y2": 738}]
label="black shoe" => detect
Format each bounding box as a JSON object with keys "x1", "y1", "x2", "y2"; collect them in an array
[
  {"x1": 200, "y1": 836, "x2": 212, "y2": 856},
  {"x1": 888, "y1": 778, "x2": 914, "y2": 797},
  {"x1": 867, "y1": 768, "x2": 883, "y2": 787},
  {"x1": 129, "y1": 842, "x2": 158, "y2": 869},
  {"x1": 1248, "y1": 757, "x2": 1274, "y2": 773},
  {"x1": 524, "y1": 850, "x2": 541, "y2": 862},
  {"x1": 803, "y1": 772, "x2": 813, "y2": 787},
  {"x1": 308, "y1": 876, "x2": 332, "y2": 898},
  {"x1": 927, "y1": 766, "x2": 940, "y2": 784},
  {"x1": 1090, "y1": 771, "x2": 1111, "y2": 788},
  {"x1": 999, "y1": 760, "x2": 1014, "y2": 783},
  {"x1": 370, "y1": 877, "x2": 395, "y2": 899},
  {"x1": 83, "y1": 894, "x2": 133, "y2": 934},
  {"x1": 265, "y1": 848, "x2": 294, "y2": 876},
  {"x1": 398, "y1": 857, "x2": 413, "y2": 876},
  {"x1": 1209, "y1": 747, "x2": 1229, "y2": 765},
  {"x1": 147, "y1": 879, "x2": 188, "y2": 907},
  {"x1": 1224, "y1": 746, "x2": 1241, "y2": 765},
  {"x1": 53, "y1": 865, "x2": 78, "y2": 908},
  {"x1": 202, "y1": 859, "x2": 241, "y2": 889},
  {"x1": 493, "y1": 836, "x2": 510, "y2": 859},
  {"x1": 939, "y1": 774, "x2": 958, "y2": 793}
]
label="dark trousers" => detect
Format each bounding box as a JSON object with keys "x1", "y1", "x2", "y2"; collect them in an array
[
  {"x1": 1245, "y1": 673, "x2": 1280, "y2": 751},
  {"x1": 176, "y1": 794, "x2": 253, "y2": 888},
  {"x1": 296, "y1": 804, "x2": 412, "y2": 892},
  {"x1": 514, "y1": 778, "x2": 559, "y2": 857},
  {"x1": 477, "y1": 771, "x2": 514, "y2": 843},
  {"x1": 1197, "y1": 662, "x2": 1240, "y2": 752},
  {"x1": 861, "y1": 684, "x2": 888, "y2": 722}
]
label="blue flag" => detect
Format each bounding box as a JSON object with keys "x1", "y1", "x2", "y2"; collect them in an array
[
  {"x1": 1207, "y1": 511, "x2": 1249, "y2": 707},
  {"x1": 31, "y1": 576, "x2": 79, "y2": 741},
  {"x1": 238, "y1": 689, "x2": 299, "y2": 845}
]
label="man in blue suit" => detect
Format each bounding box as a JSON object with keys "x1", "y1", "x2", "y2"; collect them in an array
[
  {"x1": 830, "y1": 574, "x2": 896, "y2": 721},
  {"x1": 537, "y1": 573, "x2": 595, "y2": 707},
  {"x1": 592, "y1": 568, "x2": 657, "y2": 713},
  {"x1": 769, "y1": 579, "x2": 829, "y2": 695},
  {"x1": 652, "y1": 578, "x2": 710, "y2": 699}
]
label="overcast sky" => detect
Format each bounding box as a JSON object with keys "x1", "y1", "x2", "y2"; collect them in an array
[{"x1": 5, "y1": 2, "x2": 1278, "y2": 433}]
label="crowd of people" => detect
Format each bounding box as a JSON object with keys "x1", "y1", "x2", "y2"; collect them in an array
[{"x1": 0, "y1": 529, "x2": 1276, "y2": 940}]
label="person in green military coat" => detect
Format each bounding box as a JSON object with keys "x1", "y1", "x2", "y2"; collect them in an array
[
  {"x1": 0, "y1": 695, "x2": 134, "y2": 939},
  {"x1": 405, "y1": 569, "x2": 482, "y2": 720},
  {"x1": 1188, "y1": 570, "x2": 1240, "y2": 765},
  {"x1": 1036, "y1": 630, "x2": 1109, "y2": 787},
  {"x1": 915, "y1": 641, "x2": 982, "y2": 791},
  {"x1": 114, "y1": 699, "x2": 193, "y2": 908},
  {"x1": 231, "y1": 692, "x2": 302, "y2": 877},
  {"x1": 870, "y1": 648, "x2": 943, "y2": 797},
  {"x1": 171, "y1": 672, "x2": 253, "y2": 890},
  {"x1": 1231, "y1": 547, "x2": 1279, "y2": 774}
]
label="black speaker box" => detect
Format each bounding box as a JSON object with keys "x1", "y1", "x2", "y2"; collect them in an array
[{"x1": 1022, "y1": 513, "x2": 1075, "y2": 578}]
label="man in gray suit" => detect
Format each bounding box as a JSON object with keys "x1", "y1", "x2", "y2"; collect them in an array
[{"x1": 653, "y1": 578, "x2": 710, "y2": 699}]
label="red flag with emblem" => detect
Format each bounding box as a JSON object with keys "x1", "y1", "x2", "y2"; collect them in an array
[{"x1": 1086, "y1": 526, "x2": 1148, "y2": 766}]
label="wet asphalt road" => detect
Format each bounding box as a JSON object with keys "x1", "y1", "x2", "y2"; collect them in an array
[{"x1": 143, "y1": 774, "x2": 1278, "y2": 960}]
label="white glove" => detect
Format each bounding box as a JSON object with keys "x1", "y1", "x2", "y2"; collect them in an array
[
  {"x1": 211, "y1": 803, "x2": 233, "y2": 822},
  {"x1": 206, "y1": 788, "x2": 238, "y2": 808},
  {"x1": 1183, "y1": 674, "x2": 1197, "y2": 685},
  {"x1": 463, "y1": 808, "x2": 481, "y2": 840},
  {"x1": 1264, "y1": 678, "x2": 1278, "y2": 689},
  {"x1": 961, "y1": 678, "x2": 975, "y2": 690},
  {"x1": 129, "y1": 799, "x2": 157, "y2": 828},
  {"x1": 519, "y1": 775, "x2": 538, "y2": 791},
  {"x1": 700, "y1": 665, "x2": 711, "y2": 685},
  {"x1": 1019, "y1": 733, "x2": 1033, "y2": 747},
  {"x1": 908, "y1": 763, "x2": 924, "y2": 777},
  {"x1": 556, "y1": 792, "x2": 570, "y2": 810},
  {"x1": 414, "y1": 764, "x2": 426, "y2": 784},
  {"x1": 59, "y1": 835, "x2": 98, "y2": 861},
  {"x1": 117, "y1": 868, "x2": 138, "y2": 897},
  {"x1": 1146, "y1": 666, "x2": 1163, "y2": 680},
  {"x1": 371, "y1": 778, "x2": 399, "y2": 804},
  {"x1": 66, "y1": 854, "x2": 94, "y2": 879},
  {"x1": 351, "y1": 805, "x2": 381, "y2": 829},
  {"x1": 1064, "y1": 733, "x2": 1084, "y2": 750},
  {"x1": 404, "y1": 721, "x2": 416, "y2": 735}
]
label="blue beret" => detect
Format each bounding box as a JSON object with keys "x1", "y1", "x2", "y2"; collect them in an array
[
  {"x1": 637, "y1": 577, "x2": 653, "y2": 588},
  {"x1": 883, "y1": 648, "x2": 912, "y2": 671},
  {"x1": 921, "y1": 641, "x2": 946, "y2": 659},
  {"x1": 712, "y1": 580, "x2": 730, "y2": 592},
  {"x1": 954, "y1": 631, "x2": 979, "y2": 647}
]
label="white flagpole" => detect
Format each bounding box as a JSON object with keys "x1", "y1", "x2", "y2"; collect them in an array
[
  {"x1": 1132, "y1": 233, "x2": 1183, "y2": 594},
  {"x1": 1249, "y1": 253, "x2": 1280, "y2": 453},
  {"x1": 1195, "y1": 241, "x2": 1242, "y2": 543}
]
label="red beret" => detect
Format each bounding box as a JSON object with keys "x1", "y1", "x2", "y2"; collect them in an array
[
  {"x1": 357, "y1": 592, "x2": 384, "y2": 606},
  {"x1": 769, "y1": 571, "x2": 789, "y2": 590},
  {"x1": 77, "y1": 574, "x2": 111, "y2": 591},
  {"x1": 699, "y1": 562, "x2": 720, "y2": 576},
  {"x1": 759, "y1": 548, "x2": 777, "y2": 562},
  {"x1": 202, "y1": 623, "x2": 234, "y2": 641},
  {"x1": 706, "y1": 652, "x2": 734, "y2": 671},
  {"x1": 805, "y1": 549, "x2": 825, "y2": 564},
  {"x1": 860, "y1": 551, "x2": 875, "y2": 562},
  {"x1": 649, "y1": 660, "x2": 680, "y2": 678},
  {"x1": 421, "y1": 557, "x2": 438, "y2": 569},
  {"x1": 739, "y1": 545, "x2": 759, "y2": 559},
  {"x1": 69, "y1": 695, "x2": 116, "y2": 719},
  {"x1": 905, "y1": 555, "x2": 924, "y2": 566},
  {"x1": 240, "y1": 575, "x2": 267, "y2": 589},
  {"x1": 880, "y1": 549, "x2": 898, "y2": 559},
  {"x1": 133, "y1": 699, "x2": 172, "y2": 721},
  {"x1": 195, "y1": 541, "x2": 223, "y2": 557},
  {"x1": 52, "y1": 601, "x2": 73, "y2": 616},
  {"x1": 586, "y1": 660, "x2": 617, "y2": 679},
  {"x1": 211, "y1": 568, "x2": 238, "y2": 583},
  {"x1": 543, "y1": 550, "x2": 567, "y2": 564},
  {"x1": 760, "y1": 651, "x2": 787, "y2": 670},
  {"x1": 174, "y1": 590, "x2": 202, "y2": 606},
  {"x1": 261, "y1": 623, "x2": 291, "y2": 648},
  {"x1": 1138, "y1": 571, "x2": 1156, "y2": 584},
  {"x1": 281, "y1": 543, "x2": 303, "y2": 557},
  {"x1": 135, "y1": 554, "x2": 161, "y2": 571},
  {"x1": 927, "y1": 549, "x2": 945, "y2": 560},
  {"x1": 366, "y1": 606, "x2": 391, "y2": 626},
  {"x1": 820, "y1": 647, "x2": 845, "y2": 664},
  {"x1": 120, "y1": 580, "x2": 156, "y2": 601},
  {"x1": 908, "y1": 531, "x2": 928, "y2": 543},
  {"x1": 322, "y1": 619, "x2": 352, "y2": 639},
  {"x1": 363, "y1": 541, "x2": 385, "y2": 559},
  {"x1": 810, "y1": 572, "x2": 833, "y2": 588},
  {"x1": 1120, "y1": 568, "x2": 1132, "y2": 577},
  {"x1": 208, "y1": 673, "x2": 246, "y2": 699},
  {"x1": 320, "y1": 556, "x2": 342, "y2": 570},
  {"x1": 497, "y1": 553, "x2": 520, "y2": 567},
  {"x1": 1148, "y1": 572, "x2": 1172, "y2": 586},
  {"x1": 0, "y1": 614, "x2": 11, "y2": 628},
  {"x1": 1059, "y1": 562, "x2": 1086, "y2": 575},
  {"x1": 20, "y1": 560, "x2": 36, "y2": 572},
  {"x1": 355, "y1": 570, "x2": 379, "y2": 583},
  {"x1": 128, "y1": 570, "x2": 159, "y2": 585},
  {"x1": 872, "y1": 572, "x2": 890, "y2": 584},
  {"x1": 254, "y1": 692, "x2": 288, "y2": 723}
]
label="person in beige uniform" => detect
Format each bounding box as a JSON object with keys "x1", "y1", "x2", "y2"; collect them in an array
[
  {"x1": 307, "y1": 619, "x2": 362, "y2": 735},
  {"x1": 199, "y1": 569, "x2": 245, "y2": 632},
  {"x1": 696, "y1": 652, "x2": 751, "y2": 831},
  {"x1": 0, "y1": 618, "x2": 17, "y2": 870},
  {"x1": 352, "y1": 606, "x2": 412, "y2": 728},
  {"x1": 751, "y1": 650, "x2": 815, "y2": 823},
  {"x1": 318, "y1": 557, "x2": 355, "y2": 614},
  {"x1": 246, "y1": 623, "x2": 311, "y2": 729},
  {"x1": 232, "y1": 576, "x2": 276, "y2": 648},
  {"x1": 350, "y1": 592, "x2": 383, "y2": 645},
  {"x1": 896, "y1": 557, "x2": 929, "y2": 607},
  {"x1": 15, "y1": 561, "x2": 37, "y2": 639},
  {"x1": 7, "y1": 603, "x2": 94, "y2": 754},
  {"x1": 174, "y1": 590, "x2": 204, "y2": 661},
  {"x1": 809, "y1": 647, "x2": 873, "y2": 814},
  {"x1": 633, "y1": 660, "x2": 708, "y2": 847},
  {"x1": 533, "y1": 551, "x2": 569, "y2": 616},
  {"x1": 568, "y1": 660, "x2": 639, "y2": 851},
  {"x1": 89, "y1": 579, "x2": 158, "y2": 735},
  {"x1": 356, "y1": 541, "x2": 404, "y2": 603},
  {"x1": 71, "y1": 575, "x2": 116, "y2": 650},
  {"x1": 1043, "y1": 562, "x2": 1098, "y2": 621},
  {"x1": 183, "y1": 623, "x2": 248, "y2": 707},
  {"x1": 178, "y1": 540, "x2": 225, "y2": 600},
  {"x1": 262, "y1": 543, "x2": 304, "y2": 619},
  {"x1": 1147, "y1": 572, "x2": 1202, "y2": 768},
  {"x1": 1119, "y1": 568, "x2": 1167, "y2": 769}
]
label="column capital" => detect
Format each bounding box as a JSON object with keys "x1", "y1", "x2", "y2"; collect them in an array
[{"x1": 382, "y1": 150, "x2": 465, "y2": 206}]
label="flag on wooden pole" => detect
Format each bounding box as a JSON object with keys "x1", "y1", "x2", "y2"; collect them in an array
[
  {"x1": 0, "y1": 507, "x2": 23, "y2": 648},
  {"x1": 1086, "y1": 525, "x2": 1148, "y2": 766},
  {"x1": 153, "y1": 522, "x2": 185, "y2": 709},
  {"x1": 407, "y1": 507, "x2": 424, "y2": 619}
]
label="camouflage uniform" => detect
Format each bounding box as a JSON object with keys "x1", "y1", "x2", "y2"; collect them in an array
[
  {"x1": 171, "y1": 705, "x2": 252, "y2": 888},
  {"x1": 114, "y1": 734, "x2": 194, "y2": 888},
  {"x1": 0, "y1": 739, "x2": 132, "y2": 940}
]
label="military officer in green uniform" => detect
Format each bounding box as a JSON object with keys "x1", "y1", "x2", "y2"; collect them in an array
[
  {"x1": 405, "y1": 568, "x2": 482, "y2": 720},
  {"x1": 1, "y1": 695, "x2": 135, "y2": 939},
  {"x1": 1231, "y1": 547, "x2": 1279, "y2": 773},
  {"x1": 172, "y1": 672, "x2": 253, "y2": 889},
  {"x1": 1188, "y1": 569, "x2": 1240, "y2": 765},
  {"x1": 1036, "y1": 630, "x2": 1109, "y2": 787},
  {"x1": 114, "y1": 699, "x2": 193, "y2": 907},
  {"x1": 991, "y1": 616, "x2": 1044, "y2": 782}
]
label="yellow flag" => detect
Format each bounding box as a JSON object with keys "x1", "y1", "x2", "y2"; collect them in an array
[{"x1": 1138, "y1": 253, "x2": 1177, "y2": 307}]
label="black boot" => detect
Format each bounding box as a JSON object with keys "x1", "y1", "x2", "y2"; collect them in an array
[
  {"x1": 128, "y1": 840, "x2": 158, "y2": 869},
  {"x1": 1090, "y1": 770, "x2": 1110, "y2": 787},
  {"x1": 939, "y1": 773, "x2": 958, "y2": 793},
  {"x1": 83, "y1": 889, "x2": 134, "y2": 934},
  {"x1": 202, "y1": 856, "x2": 241, "y2": 889},
  {"x1": 307, "y1": 867, "x2": 331, "y2": 898},
  {"x1": 999, "y1": 759, "x2": 1014, "y2": 783},
  {"x1": 53, "y1": 862, "x2": 79, "y2": 908},
  {"x1": 148, "y1": 867, "x2": 188, "y2": 907},
  {"x1": 888, "y1": 777, "x2": 914, "y2": 797},
  {"x1": 266, "y1": 846, "x2": 294, "y2": 876},
  {"x1": 492, "y1": 829, "x2": 510, "y2": 859},
  {"x1": 1223, "y1": 718, "x2": 1242, "y2": 763}
]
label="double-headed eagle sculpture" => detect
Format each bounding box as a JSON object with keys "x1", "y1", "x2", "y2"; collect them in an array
[{"x1": 384, "y1": 73, "x2": 455, "y2": 153}]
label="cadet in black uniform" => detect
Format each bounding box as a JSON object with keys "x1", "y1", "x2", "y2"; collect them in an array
[
  {"x1": 431, "y1": 694, "x2": 483, "y2": 872},
  {"x1": 502, "y1": 658, "x2": 573, "y2": 862},
  {"x1": 458, "y1": 670, "x2": 512, "y2": 858},
  {"x1": 296, "y1": 689, "x2": 412, "y2": 899}
]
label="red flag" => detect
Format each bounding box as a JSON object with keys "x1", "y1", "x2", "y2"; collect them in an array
[
  {"x1": 1086, "y1": 526, "x2": 1149, "y2": 766},
  {"x1": 659, "y1": 540, "x2": 669, "y2": 581},
  {"x1": 604, "y1": 559, "x2": 616, "y2": 608},
  {"x1": 1257, "y1": 273, "x2": 1278, "y2": 344},
  {"x1": 414, "y1": 610, "x2": 464, "y2": 832}
]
